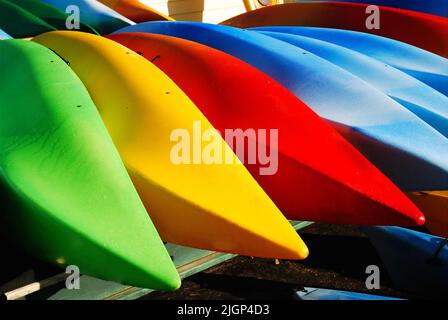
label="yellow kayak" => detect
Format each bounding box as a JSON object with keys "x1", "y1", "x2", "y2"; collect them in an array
[
  {"x1": 33, "y1": 31, "x2": 308, "y2": 260},
  {"x1": 407, "y1": 191, "x2": 448, "y2": 238}
]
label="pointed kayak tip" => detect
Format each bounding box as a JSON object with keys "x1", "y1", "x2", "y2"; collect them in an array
[{"x1": 274, "y1": 231, "x2": 309, "y2": 260}]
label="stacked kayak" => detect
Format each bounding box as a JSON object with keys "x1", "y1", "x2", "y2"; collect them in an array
[
  {"x1": 406, "y1": 192, "x2": 448, "y2": 238},
  {"x1": 40, "y1": 0, "x2": 134, "y2": 34},
  {"x1": 98, "y1": 0, "x2": 173, "y2": 22},
  {"x1": 1, "y1": 0, "x2": 448, "y2": 297},
  {"x1": 0, "y1": 39, "x2": 179, "y2": 290},
  {"x1": 115, "y1": 22, "x2": 448, "y2": 191},
  {"x1": 33, "y1": 31, "x2": 309, "y2": 260},
  {"x1": 294, "y1": 0, "x2": 448, "y2": 18},
  {"x1": 256, "y1": 30, "x2": 448, "y2": 138},
  {"x1": 0, "y1": 0, "x2": 56, "y2": 38},
  {"x1": 106, "y1": 32, "x2": 423, "y2": 226},
  {"x1": 364, "y1": 227, "x2": 448, "y2": 297},
  {"x1": 294, "y1": 287, "x2": 403, "y2": 300},
  {"x1": 221, "y1": 2, "x2": 448, "y2": 58},
  {"x1": 9, "y1": 0, "x2": 98, "y2": 34},
  {"x1": 251, "y1": 26, "x2": 448, "y2": 97}
]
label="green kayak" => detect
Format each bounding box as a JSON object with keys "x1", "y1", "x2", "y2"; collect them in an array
[
  {"x1": 0, "y1": 39, "x2": 180, "y2": 291},
  {"x1": 8, "y1": 0, "x2": 99, "y2": 34},
  {"x1": 0, "y1": 0, "x2": 55, "y2": 38}
]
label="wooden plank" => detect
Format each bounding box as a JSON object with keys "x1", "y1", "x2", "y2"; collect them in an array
[{"x1": 4, "y1": 221, "x2": 312, "y2": 300}]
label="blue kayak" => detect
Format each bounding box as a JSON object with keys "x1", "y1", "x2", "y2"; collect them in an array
[
  {"x1": 259, "y1": 31, "x2": 448, "y2": 139},
  {"x1": 363, "y1": 226, "x2": 448, "y2": 297},
  {"x1": 0, "y1": 28, "x2": 11, "y2": 39},
  {"x1": 115, "y1": 21, "x2": 448, "y2": 191},
  {"x1": 252, "y1": 26, "x2": 448, "y2": 97},
  {"x1": 294, "y1": 287, "x2": 403, "y2": 300},
  {"x1": 294, "y1": 0, "x2": 448, "y2": 18},
  {"x1": 40, "y1": 0, "x2": 134, "y2": 34}
]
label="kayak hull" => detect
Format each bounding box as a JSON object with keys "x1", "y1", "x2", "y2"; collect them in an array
[
  {"x1": 407, "y1": 191, "x2": 448, "y2": 238},
  {"x1": 364, "y1": 226, "x2": 448, "y2": 296},
  {"x1": 221, "y1": 2, "x2": 448, "y2": 58},
  {"x1": 98, "y1": 0, "x2": 173, "y2": 22},
  {"x1": 0, "y1": 39, "x2": 179, "y2": 290},
  {"x1": 34, "y1": 30, "x2": 309, "y2": 260},
  {"x1": 114, "y1": 22, "x2": 448, "y2": 192},
  {"x1": 108, "y1": 32, "x2": 424, "y2": 226}
]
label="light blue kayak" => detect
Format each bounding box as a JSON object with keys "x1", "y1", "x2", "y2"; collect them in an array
[
  {"x1": 252, "y1": 26, "x2": 448, "y2": 97},
  {"x1": 0, "y1": 28, "x2": 11, "y2": 39},
  {"x1": 363, "y1": 226, "x2": 448, "y2": 297},
  {"x1": 115, "y1": 21, "x2": 448, "y2": 191},
  {"x1": 40, "y1": 0, "x2": 134, "y2": 34},
  {"x1": 259, "y1": 31, "x2": 448, "y2": 139},
  {"x1": 294, "y1": 287, "x2": 403, "y2": 300},
  {"x1": 294, "y1": 0, "x2": 448, "y2": 18}
]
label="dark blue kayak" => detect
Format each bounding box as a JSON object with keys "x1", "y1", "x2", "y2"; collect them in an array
[
  {"x1": 252, "y1": 26, "x2": 448, "y2": 97},
  {"x1": 258, "y1": 31, "x2": 448, "y2": 139},
  {"x1": 0, "y1": 28, "x2": 11, "y2": 39},
  {"x1": 295, "y1": 287, "x2": 403, "y2": 300},
  {"x1": 294, "y1": 0, "x2": 448, "y2": 18},
  {"x1": 41, "y1": 0, "x2": 134, "y2": 34},
  {"x1": 363, "y1": 226, "x2": 448, "y2": 297},
  {"x1": 115, "y1": 21, "x2": 448, "y2": 191}
]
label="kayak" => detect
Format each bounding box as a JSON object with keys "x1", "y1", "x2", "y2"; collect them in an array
[
  {"x1": 221, "y1": 2, "x2": 448, "y2": 58},
  {"x1": 40, "y1": 0, "x2": 134, "y2": 34},
  {"x1": 406, "y1": 191, "x2": 448, "y2": 238},
  {"x1": 107, "y1": 32, "x2": 424, "y2": 226},
  {"x1": 294, "y1": 287, "x2": 403, "y2": 300},
  {"x1": 363, "y1": 226, "x2": 448, "y2": 296},
  {"x1": 33, "y1": 31, "x2": 309, "y2": 260},
  {"x1": 0, "y1": 39, "x2": 179, "y2": 290},
  {"x1": 97, "y1": 0, "x2": 173, "y2": 22},
  {"x1": 0, "y1": 28, "x2": 11, "y2": 39},
  {"x1": 0, "y1": 0, "x2": 56, "y2": 38},
  {"x1": 251, "y1": 27, "x2": 448, "y2": 97},
  {"x1": 114, "y1": 22, "x2": 448, "y2": 191},
  {"x1": 259, "y1": 31, "x2": 448, "y2": 138},
  {"x1": 9, "y1": 0, "x2": 98, "y2": 34},
  {"x1": 294, "y1": 0, "x2": 448, "y2": 18}
]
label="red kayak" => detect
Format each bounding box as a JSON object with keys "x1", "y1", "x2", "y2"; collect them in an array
[
  {"x1": 107, "y1": 32, "x2": 424, "y2": 226},
  {"x1": 221, "y1": 2, "x2": 448, "y2": 58}
]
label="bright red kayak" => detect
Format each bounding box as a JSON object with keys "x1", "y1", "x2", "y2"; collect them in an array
[
  {"x1": 107, "y1": 32, "x2": 424, "y2": 226},
  {"x1": 221, "y1": 2, "x2": 448, "y2": 58}
]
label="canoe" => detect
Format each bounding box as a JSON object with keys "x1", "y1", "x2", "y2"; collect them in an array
[
  {"x1": 0, "y1": 28, "x2": 11, "y2": 39},
  {"x1": 0, "y1": 0, "x2": 56, "y2": 38},
  {"x1": 0, "y1": 39, "x2": 179, "y2": 290},
  {"x1": 294, "y1": 287, "x2": 402, "y2": 300},
  {"x1": 40, "y1": 0, "x2": 134, "y2": 34},
  {"x1": 221, "y1": 2, "x2": 448, "y2": 58},
  {"x1": 107, "y1": 32, "x2": 424, "y2": 226},
  {"x1": 33, "y1": 31, "x2": 308, "y2": 260},
  {"x1": 9, "y1": 0, "x2": 98, "y2": 34},
  {"x1": 251, "y1": 26, "x2": 448, "y2": 97},
  {"x1": 259, "y1": 31, "x2": 448, "y2": 138},
  {"x1": 114, "y1": 22, "x2": 448, "y2": 191},
  {"x1": 294, "y1": 0, "x2": 448, "y2": 18},
  {"x1": 97, "y1": 0, "x2": 173, "y2": 22},
  {"x1": 363, "y1": 226, "x2": 448, "y2": 296},
  {"x1": 406, "y1": 191, "x2": 448, "y2": 238}
]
